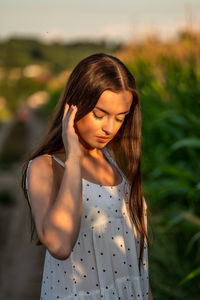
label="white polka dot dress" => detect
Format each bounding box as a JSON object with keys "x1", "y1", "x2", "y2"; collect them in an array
[{"x1": 26, "y1": 147, "x2": 149, "y2": 299}]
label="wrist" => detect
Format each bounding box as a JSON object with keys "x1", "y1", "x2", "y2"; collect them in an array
[{"x1": 64, "y1": 154, "x2": 82, "y2": 166}]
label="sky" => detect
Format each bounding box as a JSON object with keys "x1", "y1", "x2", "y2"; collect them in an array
[{"x1": 1, "y1": 0, "x2": 200, "y2": 43}]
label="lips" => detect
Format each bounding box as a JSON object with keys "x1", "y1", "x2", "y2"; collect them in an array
[
  {"x1": 96, "y1": 136, "x2": 110, "y2": 142},
  {"x1": 97, "y1": 136, "x2": 110, "y2": 140}
]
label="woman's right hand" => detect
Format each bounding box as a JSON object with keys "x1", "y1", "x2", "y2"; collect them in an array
[{"x1": 62, "y1": 104, "x2": 84, "y2": 160}]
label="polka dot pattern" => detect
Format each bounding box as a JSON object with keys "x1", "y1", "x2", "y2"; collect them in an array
[{"x1": 26, "y1": 147, "x2": 149, "y2": 300}]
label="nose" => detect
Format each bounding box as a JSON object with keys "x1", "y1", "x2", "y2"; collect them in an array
[{"x1": 102, "y1": 117, "x2": 115, "y2": 135}]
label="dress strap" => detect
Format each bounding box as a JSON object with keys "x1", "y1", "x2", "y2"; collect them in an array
[
  {"x1": 102, "y1": 147, "x2": 130, "y2": 201},
  {"x1": 51, "y1": 155, "x2": 65, "y2": 168},
  {"x1": 102, "y1": 147, "x2": 128, "y2": 182},
  {"x1": 26, "y1": 159, "x2": 33, "y2": 205}
]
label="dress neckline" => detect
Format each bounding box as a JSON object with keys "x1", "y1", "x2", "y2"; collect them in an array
[{"x1": 82, "y1": 175, "x2": 124, "y2": 188}]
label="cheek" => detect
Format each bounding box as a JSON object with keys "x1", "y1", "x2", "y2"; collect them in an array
[{"x1": 76, "y1": 115, "x2": 99, "y2": 136}]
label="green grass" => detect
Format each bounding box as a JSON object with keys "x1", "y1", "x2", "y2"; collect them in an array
[{"x1": 125, "y1": 53, "x2": 200, "y2": 299}]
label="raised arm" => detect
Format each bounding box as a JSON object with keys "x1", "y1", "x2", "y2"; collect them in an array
[
  {"x1": 26, "y1": 104, "x2": 84, "y2": 260},
  {"x1": 27, "y1": 152, "x2": 82, "y2": 260}
]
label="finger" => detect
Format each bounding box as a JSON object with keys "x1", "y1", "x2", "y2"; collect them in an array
[
  {"x1": 62, "y1": 105, "x2": 76, "y2": 127},
  {"x1": 62, "y1": 103, "x2": 68, "y2": 119},
  {"x1": 62, "y1": 103, "x2": 71, "y2": 120},
  {"x1": 68, "y1": 105, "x2": 78, "y2": 127}
]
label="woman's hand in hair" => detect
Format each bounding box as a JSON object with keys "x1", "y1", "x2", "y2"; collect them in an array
[{"x1": 62, "y1": 104, "x2": 84, "y2": 160}]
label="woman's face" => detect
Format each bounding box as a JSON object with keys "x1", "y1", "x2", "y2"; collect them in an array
[{"x1": 75, "y1": 90, "x2": 133, "y2": 150}]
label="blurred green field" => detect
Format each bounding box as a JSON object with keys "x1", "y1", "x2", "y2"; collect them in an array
[
  {"x1": 0, "y1": 31, "x2": 199, "y2": 299},
  {"x1": 118, "y1": 31, "x2": 200, "y2": 299}
]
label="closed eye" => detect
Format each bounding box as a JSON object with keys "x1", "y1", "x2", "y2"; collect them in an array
[{"x1": 92, "y1": 112, "x2": 124, "y2": 123}]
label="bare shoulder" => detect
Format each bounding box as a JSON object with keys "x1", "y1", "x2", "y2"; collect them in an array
[
  {"x1": 26, "y1": 154, "x2": 55, "y2": 207},
  {"x1": 28, "y1": 154, "x2": 53, "y2": 176}
]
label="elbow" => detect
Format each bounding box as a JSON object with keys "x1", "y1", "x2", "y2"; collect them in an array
[
  {"x1": 49, "y1": 248, "x2": 71, "y2": 260},
  {"x1": 48, "y1": 243, "x2": 72, "y2": 260},
  {"x1": 40, "y1": 234, "x2": 72, "y2": 260}
]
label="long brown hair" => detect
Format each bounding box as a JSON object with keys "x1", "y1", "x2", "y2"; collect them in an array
[{"x1": 21, "y1": 53, "x2": 151, "y2": 274}]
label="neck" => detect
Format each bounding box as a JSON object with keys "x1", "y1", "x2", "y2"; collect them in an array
[{"x1": 57, "y1": 146, "x2": 106, "y2": 161}]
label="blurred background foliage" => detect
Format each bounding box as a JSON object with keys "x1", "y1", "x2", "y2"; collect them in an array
[{"x1": 0, "y1": 29, "x2": 199, "y2": 299}]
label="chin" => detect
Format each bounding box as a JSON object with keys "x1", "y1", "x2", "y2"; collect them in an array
[{"x1": 79, "y1": 134, "x2": 110, "y2": 150}]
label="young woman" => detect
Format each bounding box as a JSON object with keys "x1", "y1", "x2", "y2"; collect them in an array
[{"x1": 21, "y1": 53, "x2": 153, "y2": 300}]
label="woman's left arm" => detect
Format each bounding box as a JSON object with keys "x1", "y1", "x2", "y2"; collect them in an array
[{"x1": 148, "y1": 285, "x2": 153, "y2": 300}]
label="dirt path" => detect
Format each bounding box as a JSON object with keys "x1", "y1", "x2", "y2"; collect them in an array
[{"x1": 0, "y1": 109, "x2": 47, "y2": 300}]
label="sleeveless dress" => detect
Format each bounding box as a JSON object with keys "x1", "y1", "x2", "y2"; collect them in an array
[{"x1": 25, "y1": 147, "x2": 149, "y2": 300}]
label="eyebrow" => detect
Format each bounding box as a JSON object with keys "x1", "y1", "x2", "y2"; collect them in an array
[{"x1": 95, "y1": 106, "x2": 130, "y2": 115}]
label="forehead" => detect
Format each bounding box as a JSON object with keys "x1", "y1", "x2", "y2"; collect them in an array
[{"x1": 95, "y1": 90, "x2": 133, "y2": 112}]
